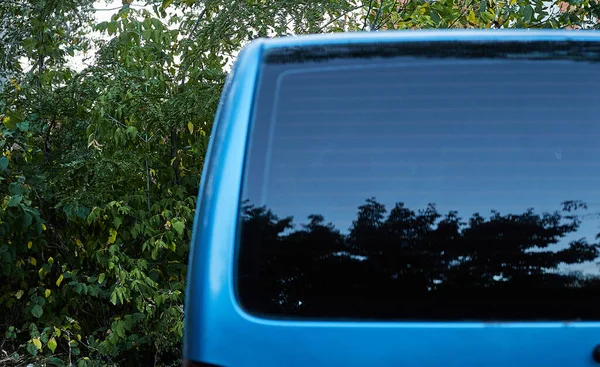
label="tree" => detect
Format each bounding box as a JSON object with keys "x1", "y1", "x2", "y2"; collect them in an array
[
  {"x1": 0, "y1": 0, "x2": 364, "y2": 364},
  {"x1": 364, "y1": 0, "x2": 600, "y2": 30}
]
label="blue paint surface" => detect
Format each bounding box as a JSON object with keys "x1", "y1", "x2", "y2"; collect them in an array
[{"x1": 184, "y1": 30, "x2": 600, "y2": 367}]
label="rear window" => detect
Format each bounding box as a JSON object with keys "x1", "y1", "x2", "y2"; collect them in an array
[{"x1": 236, "y1": 41, "x2": 600, "y2": 321}]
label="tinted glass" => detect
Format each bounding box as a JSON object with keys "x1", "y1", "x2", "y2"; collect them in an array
[{"x1": 237, "y1": 42, "x2": 600, "y2": 321}]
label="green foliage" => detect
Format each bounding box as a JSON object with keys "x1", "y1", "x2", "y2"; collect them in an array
[
  {"x1": 363, "y1": 0, "x2": 600, "y2": 30},
  {"x1": 0, "y1": 0, "x2": 597, "y2": 365}
]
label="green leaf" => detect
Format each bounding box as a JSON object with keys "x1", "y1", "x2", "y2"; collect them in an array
[
  {"x1": 3, "y1": 117, "x2": 17, "y2": 130},
  {"x1": 172, "y1": 220, "x2": 185, "y2": 236},
  {"x1": 8, "y1": 183, "x2": 24, "y2": 195},
  {"x1": 38, "y1": 267, "x2": 47, "y2": 280},
  {"x1": 7, "y1": 195, "x2": 22, "y2": 207},
  {"x1": 110, "y1": 289, "x2": 118, "y2": 305},
  {"x1": 108, "y1": 228, "x2": 117, "y2": 244},
  {"x1": 23, "y1": 212, "x2": 33, "y2": 228},
  {"x1": 95, "y1": 21, "x2": 109, "y2": 31},
  {"x1": 88, "y1": 286, "x2": 99, "y2": 297},
  {"x1": 126, "y1": 126, "x2": 138, "y2": 139},
  {"x1": 535, "y1": 0, "x2": 543, "y2": 14},
  {"x1": 116, "y1": 287, "x2": 124, "y2": 305},
  {"x1": 32, "y1": 337, "x2": 42, "y2": 350},
  {"x1": 31, "y1": 304, "x2": 43, "y2": 318},
  {"x1": 6, "y1": 110, "x2": 24, "y2": 125},
  {"x1": 17, "y1": 121, "x2": 29, "y2": 132},
  {"x1": 430, "y1": 10, "x2": 441, "y2": 24},
  {"x1": 0, "y1": 157, "x2": 8, "y2": 170},
  {"x1": 27, "y1": 342, "x2": 38, "y2": 356},
  {"x1": 48, "y1": 357, "x2": 66, "y2": 367},
  {"x1": 98, "y1": 273, "x2": 106, "y2": 284},
  {"x1": 479, "y1": 0, "x2": 487, "y2": 13},
  {"x1": 107, "y1": 21, "x2": 118, "y2": 35},
  {"x1": 36, "y1": 296, "x2": 45, "y2": 307},
  {"x1": 56, "y1": 274, "x2": 64, "y2": 287},
  {"x1": 116, "y1": 322, "x2": 126, "y2": 338},
  {"x1": 113, "y1": 216, "x2": 122, "y2": 229},
  {"x1": 523, "y1": 4, "x2": 533, "y2": 22}
]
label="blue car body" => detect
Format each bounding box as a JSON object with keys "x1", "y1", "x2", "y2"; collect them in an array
[{"x1": 183, "y1": 30, "x2": 600, "y2": 367}]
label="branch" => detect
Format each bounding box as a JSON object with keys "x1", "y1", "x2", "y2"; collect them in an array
[
  {"x1": 105, "y1": 114, "x2": 148, "y2": 142},
  {"x1": 371, "y1": 0, "x2": 400, "y2": 31},
  {"x1": 371, "y1": 0, "x2": 385, "y2": 30},
  {"x1": 317, "y1": 4, "x2": 364, "y2": 33},
  {"x1": 93, "y1": 4, "x2": 147, "y2": 11},
  {"x1": 170, "y1": 128, "x2": 181, "y2": 185},
  {"x1": 177, "y1": 7, "x2": 208, "y2": 87},
  {"x1": 528, "y1": 8, "x2": 562, "y2": 28},
  {"x1": 44, "y1": 115, "x2": 57, "y2": 163},
  {"x1": 362, "y1": 0, "x2": 375, "y2": 30},
  {"x1": 386, "y1": 2, "x2": 413, "y2": 30},
  {"x1": 448, "y1": 0, "x2": 476, "y2": 28}
]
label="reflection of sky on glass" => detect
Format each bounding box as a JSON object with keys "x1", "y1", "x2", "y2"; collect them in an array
[{"x1": 244, "y1": 58, "x2": 600, "y2": 274}]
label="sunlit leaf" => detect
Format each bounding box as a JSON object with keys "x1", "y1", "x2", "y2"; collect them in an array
[
  {"x1": 107, "y1": 228, "x2": 117, "y2": 244},
  {"x1": 48, "y1": 337, "x2": 57, "y2": 353}
]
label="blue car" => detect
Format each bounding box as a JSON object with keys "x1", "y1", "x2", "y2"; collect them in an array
[{"x1": 183, "y1": 30, "x2": 600, "y2": 367}]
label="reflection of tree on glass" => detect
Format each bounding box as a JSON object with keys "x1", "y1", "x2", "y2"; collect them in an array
[{"x1": 238, "y1": 198, "x2": 600, "y2": 321}]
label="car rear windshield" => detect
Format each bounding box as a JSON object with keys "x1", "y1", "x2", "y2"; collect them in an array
[{"x1": 236, "y1": 41, "x2": 600, "y2": 321}]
